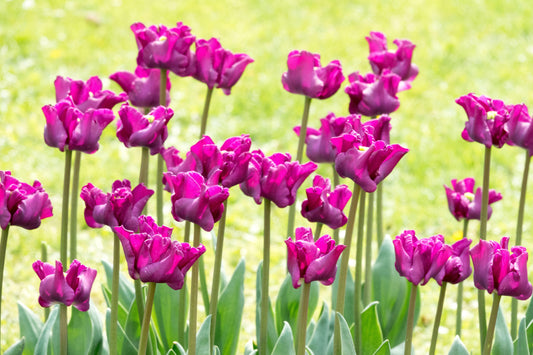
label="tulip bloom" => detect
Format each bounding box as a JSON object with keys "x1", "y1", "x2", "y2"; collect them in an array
[
  {"x1": 117, "y1": 104, "x2": 173, "y2": 155},
  {"x1": 114, "y1": 216, "x2": 205, "y2": 290},
  {"x1": 364, "y1": 115, "x2": 392, "y2": 144},
  {"x1": 173, "y1": 136, "x2": 223, "y2": 182},
  {"x1": 131, "y1": 22, "x2": 196, "y2": 77},
  {"x1": 281, "y1": 50, "x2": 345, "y2": 99},
  {"x1": 440, "y1": 238, "x2": 472, "y2": 285},
  {"x1": 33, "y1": 259, "x2": 97, "y2": 311},
  {"x1": 0, "y1": 171, "x2": 53, "y2": 230},
  {"x1": 393, "y1": 230, "x2": 453, "y2": 286},
  {"x1": 285, "y1": 227, "x2": 346, "y2": 288},
  {"x1": 219, "y1": 135, "x2": 252, "y2": 188},
  {"x1": 301, "y1": 175, "x2": 352, "y2": 229},
  {"x1": 345, "y1": 70, "x2": 401, "y2": 117},
  {"x1": 193, "y1": 38, "x2": 254, "y2": 95},
  {"x1": 240, "y1": 150, "x2": 317, "y2": 208},
  {"x1": 366, "y1": 31, "x2": 418, "y2": 91},
  {"x1": 471, "y1": 236, "x2": 532, "y2": 300},
  {"x1": 110, "y1": 66, "x2": 171, "y2": 108},
  {"x1": 505, "y1": 103, "x2": 533, "y2": 155},
  {"x1": 444, "y1": 178, "x2": 502, "y2": 221}
]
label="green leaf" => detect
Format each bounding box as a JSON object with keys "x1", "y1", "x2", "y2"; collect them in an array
[
  {"x1": 122, "y1": 296, "x2": 142, "y2": 353},
  {"x1": 447, "y1": 336, "x2": 469, "y2": 355},
  {"x1": 271, "y1": 322, "x2": 295, "y2": 355},
  {"x1": 336, "y1": 312, "x2": 356, "y2": 355},
  {"x1": 68, "y1": 308, "x2": 93, "y2": 354},
  {"x1": 102, "y1": 259, "x2": 135, "y2": 310},
  {"x1": 101, "y1": 284, "x2": 129, "y2": 327},
  {"x1": 196, "y1": 315, "x2": 212, "y2": 355},
  {"x1": 514, "y1": 318, "x2": 530, "y2": 355},
  {"x1": 34, "y1": 305, "x2": 59, "y2": 355},
  {"x1": 17, "y1": 302, "x2": 43, "y2": 355},
  {"x1": 372, "y1": 340, "x2": 391, "y2": 355},
  {"x1": 361, "y1": 301, "x2": 384, "y2": 355},
  {"x1": 492, "y1": 306, "x2": 513, "y2": 355},
  {"x1": 152, "y1": 283, "x2": 184, "y2": 349},
  {"x1": 255, "y1": 262, "x2": 278, "y2": 354},
  {"x1": 165, "y1": 342, "x2": 187, "y2": 355},
  {"x1": 243, "y1": 340, "x2": 258, "y2": 355},
  {"x1": 526, "y1": 295, "x2": 533, "y2": 326},
  {"x1": 215, "y1": 259, "x2": 245, "y2": 355},
  {"x1": 526, "y1": 317, "x2": 533, "y2": 354},
  {"x1": 308, "y1": 302, "x2": 332, "y2": 355},
  {"x1": 4, "y1": 338, "x2": 25, "y2": 355},
  {"x1": 105, "y1": 308, "x2": 138, "y2": 355}
]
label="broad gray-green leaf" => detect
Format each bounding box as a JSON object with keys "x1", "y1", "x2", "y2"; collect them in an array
[
  {"x1": 271, "y1": 322, "x2": 295, "y2": 355},
  {"x1": 17, "y1": 302, "x2": 43, "y2": 355},
  {"x1": 447, "y1": 336, "x2": 469, "y2": 355}
]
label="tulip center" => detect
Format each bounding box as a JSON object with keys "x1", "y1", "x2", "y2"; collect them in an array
[
  {"x1": 487, "y1": 111, "x2": 497, "y2": 120},
  {"x1": 464, "y1": 192, "x2": 475, "y2": 201},
  {"x1": 146, "y1": 115, "x2": 155, "y2": 123},
  {"x1": 358, "y1": 145, "x2": 369, "y2": 152},
  {"x1": 159, "y1": 36, "x2": 167, "y2": 42}
]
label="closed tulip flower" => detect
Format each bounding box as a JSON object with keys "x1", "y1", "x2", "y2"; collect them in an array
[
  {"x1": 505, "y1": 103, "x2": 533, "y2": 155},
  {"x1": 440, "y1": 238, "x2": 472, "y2": 285},
  {"x1": 110, "y1": 66, "x2": 171, "y2": 108},
  {"x1": 444, "y1": 178, "x2": 502, "y2": 221}
]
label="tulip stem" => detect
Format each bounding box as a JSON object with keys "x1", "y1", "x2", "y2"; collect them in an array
[
  {"x1": 456, "y1": 219, "x2": 469, "y2": 336},
  {"x1": 376, "y1": 184, "x2": 383, "y2": 246},
  {"x1": 60, "y1": 304, "x2": 68, "y2": 355},
  {"x1": 178, "y1": 222, "x2": 191, "y2": 345},
  {"x1": 200, "y1": 87, "x2": 214, "y2": 138},
  {"x1": 109, "y1": 233, "x2": 120, "y2": 355},
  {"x1": 404, "y1": 283, "x2": 417, "y2": 355},
  {"x1": 188, "y1": 223, "x2": 202, "y2": 355},
  {"x1": 354, "y1": 191, "x2": 366, "y2": 355},
  {"x1": 40, "y1": 241, "x2": 50, "y2": 321},
  {"x1": 511, "y1": 151, "x2": 531, "y2": 338},
  {"x1": 69, "y1": 150, "x2": 81, "y2": 262},
  {"x1": 156, "y1": 69, "x2": 168, "y2": 227},
  {"x1": 314, "y1": 223, "x2": 323, "y2": 240},
  {"x1": 60, "y1": 149, "x2": 72, "y2": 265},
  {"x1": 332, "y1": 164, "x2": 340, "y2": 244},
  {"x1": 0, "y1": 226, "x2": 9, "y2": 349},
  {"x1": 333, "y1": 183, "x2": 361, "y2": 355},
  {"x1": 429, "y1": 282, "x2": 448, "y2": 355},
  {"x1": 259, "y1": 199, "x2": 272, "y2": 355},
  {"x1": 363, "y1": 191, "x2": 374, "y2": 306},
  {"x1": 483, "y1": 293, "x2": 502, "y2": 355},
  {"x1": 296, "y1": 282, "x2": 311, "y2": 355},
  {"x1": 138, "y1": 282, "x2": 156, "y2": 355},
  {"x1": 139, "y1": 147, "x2": 150, "y2": 188}
]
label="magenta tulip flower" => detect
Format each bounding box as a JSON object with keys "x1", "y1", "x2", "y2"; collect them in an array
[
  {"x1": 117, "y1": 104, "x2": 173, "y2": 155},
  {"x1": 193, "y1": 38, "x2": 254, "y2": 95},
  {"x1": 281, "y1": 50, "x2": 345, "y2": 99},
  {"x1": 33, "y1": 259, "x2": 97, "y2": 311},
  {"x1": 444, "y1": 178, "x2": 502, "y2": 221},
  {"x1": 301, "y1": 175, "x2": 352, "y2": 229},
  {"x1": 505, "y1": 103, "x2": 533, "y2": 155},
  {"x1": 366, "y1": 31, "x2": 418, "y2": 91},
  {"x1": 165, "y1": 171, "x2": 229, "y2": 232},
  {"x1": 43, "y1": 99, "x2": 115, "y2": 153},
  {"x1": 131, "y1": 22, "x2": 196, "y2": 77},
  {"x1": 345, "y1": 70, "x2": 401, "y2": 117},
  {"x1": 364, "y1": 115, "x2": 392, "y2": 144},
  {"x1": 114, "y1": 215, "x2": 205, "y2": 290},
  {"x1": 172, "y1": 136, "x2": 223, "y2": 183},
  {"x1": 0, "y1": 171, "x2": 53, "y2": 230},
  {"x1": 393, "y1": 230, "x2": 453, "y2": 286},
  {"x1": 54, "y1": 75, "x2": 126, "y2": 112},
  {"x1": 440, "y1": 238, "x2": 472, "y2": 285},
  {"x1": 161, "y1": 146, "x2": 184, "y2": 171},
  {"x1": 240, "y1": 150, "x2": 317, "y2": 208},
  {"x1": 80, "y1": 180, "x2": 154, "y2": 232},
  {"x1": 471, "y1": 236, "x2": 532, "y2": 300},
  {"x1": 456, "y1": 93, "x2": 514, "y2": 148},
  {"x1": 285, "y1": 227, "x2": 346, "y2": 288},
  {"x1": 110, "y1": 66, "x2": 171, "y2": 108},
  {"x1": 219, "y1": 134, "x2": 252, "y2": 188}
]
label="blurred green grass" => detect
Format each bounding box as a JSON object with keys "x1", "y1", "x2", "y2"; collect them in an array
[{"x1": 1, "y1": 0, "x2": 533, "y2": 353}]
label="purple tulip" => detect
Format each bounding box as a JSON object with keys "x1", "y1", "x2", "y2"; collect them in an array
[
  {"x1": 54, "y1": 76, "x2": 127, "y2": 112},
  {"x1": 219, "y1": 135, "x2": 252, "y2": 188},
  {"x1": 456, "y1": 93, "x2": 514, "y2": 148},
  {"x1": 33, "y1": 259, "x2": 97, "y2": 311},
  {"x1": 117, "y1": 104, "x2": 173, "y2": 155},
  {"x1": 301, "y1": 175, "x2": 352, "y2": 229},
  {"x1": 172, "y1": 136, "x2": 223, "y2": 183},
  {"x1": 471, "y1": 236, "x2": 532, "y2": 300},
  {"x1": 444, "y1": 178, "x2": 502, "y2": 221},
  {"x1": 161, "y1": 146, "x2": 184, "y2": 171},
  {"x1": 393, "y1": 230, "x2": 453, "y2": 286},
  {"x1": 505, "y1": 103, "x2": 533, "y2": 155},
  {"x1": 281, "y1": 50, "x2": 345, "y2": 99},
  {"x1": 366, "y1": 31, "x2": 418, "y2": 91},
  {"x1": 364, "y1": 115, "x2": 392, "y2": 144},
  {"x1": 240, "y1": 150, "x2": 317, "y2": 208},
  {"x1": 285, "y1": 227, "x2": 346, "y2": 288},
  {"x1": 110, "y1": 66, "x2": 171, "y2": 108},
  {"x1": 345, "y1": 70, "x2": 401, "y2": 117},
  {"x1": 440, "y1": 238, "x2": 472, "y2": 285},
  {"x1": 193, "y1": 38, "x2": 254, "y2": 95},
  {"x1": 131, "y1": 22, "x2": 196, "y2": 77},
  {"x1": 114, "y1": 215, "x2": 205, "y2": 290},
  {"x1": 165, "y1": 171, "x2": 229, "y2": 232},
  {"x1": 0, "y1": 171, "x2": 53, "y2": 230},
  {"x1": 43, "y1": 99, "x2": 115, "y2": 153},
  {"x1": 80, "y1": 180, "x2": 154, "y2": 232}
]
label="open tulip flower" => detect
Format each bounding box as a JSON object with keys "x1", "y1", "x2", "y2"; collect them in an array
[
  {"x1": 444, "y1": 177, "x2": 502, "y2": 221},
  {"x1": 281, "y1": 50, "x2": 345, "y2": 99},
  {"x1": 110, "y1": 66, "x2": 171, "y2": 108},
  {"x1": 440, "y1": 238, "x2": 472, "y2": 285},
  {"x1": 172, "y1": 135, "x2": 223, "y2": 182},
  {"x1": 285, "y1": 227, "x2": 346, "y2": 288},
  {"x1": 505, "y1": 103, "x2": 533, "y2": 155},
  {"x1": 219, "y1": 134, "x2": 252, "y2": 188},
  {"x1": 131, "y1": 22, "x2": 196, "y2": 77},
  {"x1": 364, "y1": 115, "x2": 392, "y2": 144},
  {"x1": 366, "y1": 31, "x2": 418, "y2": 91},
  {"x1": 33, "y1": 259, "x2": 97, "y2": 312},
  {"x1": 0, "y1": 171, "x2": 53, "y2": 230}
]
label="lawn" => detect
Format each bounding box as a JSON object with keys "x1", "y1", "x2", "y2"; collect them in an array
[{"x1": 1, "y1": 0, "x2": 533, "y2": 353}]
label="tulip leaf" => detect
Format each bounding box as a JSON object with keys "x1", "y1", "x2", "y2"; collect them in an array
[
  {"x1": 308, "y1": 302, "x2": 332, "y2": 355},
  {"x1": 336, "y1": 312, "x2": 356, "y2": 355},
  {"x1": 331, "y1": 267, "x2": 355, "y2": 327},
  {"x1": 255, "y1": 262, "x2": 278, "y2": 354},
  {"x1": 196, "y1": 315, "x2": 212, "y2": 355},
  {"x1": 17, "y1": 302, "x2": 43, "y2": 355},
  {"x1": 101, "y1": 284, "x2": 129, "y2": 332},
  {"x1": 492, "y1": 306, "x2": 513, "y2": 355},
  {"x1": 514, "y1": 318, "x2": 530, "y2": 355},
  {"x1": 122, "y1": 296, "x2": 141, "y2": 352},
  {"x1": 34, "y1": 305, "x2": 59, "y2": 355},
  {"x1": 361, "y1": 301, "x2": 384, "y2": 355},
  {"x1": 215, "y1": 259, "x2": 245, "y2": 355},
  {"x1": 165, "y1": 342, "x2": 187, "y2": 355},
  {"x1": 372, "y1": 339, "x2": 391, "y2": 355},
  {"x1": 101, "y1": 259, "x2": 135, "y2": 311},
  {"x1": 526, "y1": 296, "x2": 533, "y2": 325},
  {"x1": 271, "y1": 321, "x2": 295, "y2": 355},
  {"x1": 152, "y1": 283, "x2": 184, "y2": 350},
  {"x1": 4, "y1": 338, "x2": 25, "y2": 355},
  {"x1": 68, "y1": 308, "x2": 93, "y2": 354},
  {"x1": 447, "y1": 336, "x2": 469, "y2": 355},
  {"x1": 105, "y1": 309, "x2": 138, "y2": 355},
  {"x1": 243, "y1": 340, "x2": 258, "y2": 355},
  {"x1": 526, "y1": 318, "x2": 533, "y2": 354}
]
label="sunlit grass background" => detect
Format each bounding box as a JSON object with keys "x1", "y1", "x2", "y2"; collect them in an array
[{"x1": 2, "y1": 0, "x2": 533, "y2": 353}]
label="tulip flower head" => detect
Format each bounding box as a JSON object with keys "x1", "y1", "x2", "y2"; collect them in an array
[
  {"x1": 440, "y1": 238, "x2": 472, "y2": 285},
  {"x1": 471, "y1": 236, "x2": 532, "y2": 300},
  {"x1": 281, "y1": 50, "x2": 345, "y2": 99},
  {"x1": 219, "y1": 134, "x2": 252, "y2": 188},
  {"x1": 444, "y1": 178, "x2": 502, "y2": 221},
  {"x1": 114, "y1": 216, "x2": 205, "y2": 290},
  {"x1": 171, "y1": 136, "x2": 223, "y2": 183},
  {"x1": 110, "y1": 66, "x2": 171, "y2": 108},
  {"x1": 505, "y1": 103, "x2": 533, "y2": 155},
  {"x1": 0, "y1": 171, "x2": 53, "y2": 230},
  {"x1": 33, "y1": 259, "x2": 97, "y2": 311},
  {"x1": 285, "y1": 227, "x2": 346, "y2": 288}
]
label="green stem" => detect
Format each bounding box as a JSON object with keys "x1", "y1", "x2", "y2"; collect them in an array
[
  {"x1": 456, "y1": 219, "x2": 469, "y2": 336},
  {"x1": 69, "y1": 150, "x2": 81, "y2": 262},
  {"x1": 138, "y1": 282, "x2": 157, "y2": 355},
  {"x1": 404, "y1": 283, "x2": 418, "y2": 355},
  {"x1": 40, "y1": 241, "x2": 50, "y2": 321},
  {"x1": 353, "y1": 191, "x2": 366, "y2": 355},
  {"x1": 296, "y1": 282, "x2": 311, "y2": 355},
  {"x1": 259, "y1": 199, "x2": 272, "y2": 355},
  {"x1": 376, "y1": 184, "x2": 383, "y2": 246},
  {"x1": 363, "y1": 191, "x2": 374, "y2": 305},
  {"x1": 332, "y1": 164, "x2": 340, "y2": 244},
  {"x1": 199, "y1": 255, "x2": 210, "y2": 316},
  {"x1": 210, "y1": 200, "x2": 228, "y2": 349},
  {"x1": 483, "y1": 293, "x2": 502, "y2": 355},
  {"x1": 61, "y1": 149, "x2": 72, "y2": 264},
  {"x1": 0, "y1": 226, "x2": 9, "y2": 349},
  {"x1": 429, "y1": 282, "x2": 448, "y2": 355},
  {"x1": 314, "y1": 223, "x2": 323, "y2": 240},
  {"x1": 178, "y1": 222, "x2": 191, "y2": 345},
  {"x1": 59, "y1": 303, "x2": 68, "y2": 355},
  {"x1": 139, "y1": 147, "x2": 150, "y2": 187},
  {"x1": 134, "y1": 280, "x2": 145, "y2": 325},
  {"x1": 109, "y1": 233, "x2": 120, "y2": 355},
  {"x1": 333, "y1": 183, "x2": 361, "y2": 355},
  {"x1": 156, "y1": 69, "x2": 167, "y2": 227},
  {"x1": 200, "y1": 87, "x2": 214, "y2": 138},
  {"x1": 188, "y1": 223, "x2": 202, "y2": 355}
]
